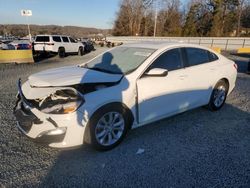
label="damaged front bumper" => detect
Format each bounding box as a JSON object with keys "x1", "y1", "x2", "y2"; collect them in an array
[
  {"x1": 14, "y1": 98, "x2": 67, "y2": 144},
  {"x1": 13, "y1": 79, "x2": 87, "y2": 148}
]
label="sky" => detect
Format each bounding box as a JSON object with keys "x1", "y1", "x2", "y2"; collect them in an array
[{"x1": 0, "y1": 0, "x2": 121, "y2": 29}]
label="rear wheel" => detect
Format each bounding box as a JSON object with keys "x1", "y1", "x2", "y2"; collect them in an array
[
  {"x1": 88, "y1": 104, "x2": 131, "y2": 151},
  {"x1": 58, "y1": 48, "x2": 65, "y2": 58},
  {"x1": 208, "y1": 80, "x2": 228, "y2": 111},
  {"x1": 78, "y1": 47, "x2": 84, "y2": 56}
]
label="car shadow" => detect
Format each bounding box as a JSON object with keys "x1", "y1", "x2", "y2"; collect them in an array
[
  {"x1": 38, "y1": 103, "x2": 250, "y2": 187},
  {"x1": 228, "y1": 52, "x2": 250, "y2": 73},
  {"x1": 33, "y1": 53, "x2": 58, "y2": 63},
  {"x1": 230, "y1": 52, "x2": 250, "y2": 59}
]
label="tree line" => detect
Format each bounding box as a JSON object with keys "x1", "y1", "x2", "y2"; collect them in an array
[
  {"x1": 0, "y1": 24, "x2": 110, "y2": 39},
  {"x1": 112, "y1": 0, "x2": 250, "y2": 37}
]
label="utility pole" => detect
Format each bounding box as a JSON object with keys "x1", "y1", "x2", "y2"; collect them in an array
[
  {"x1": 21, "y1": 10, "x2": 32, "y2": 41},
  {"x1": 154, "y1": 2, "x2": 158, "y2": 37},
  {"x1": 26, "y1": 17, "x2": 31, "y2": 41},
  {"x1": 143, "y1": 0, "x2": 159, "y2": 37}
]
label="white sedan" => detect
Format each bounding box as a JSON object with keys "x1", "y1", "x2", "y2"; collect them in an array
[{"x1": 14, "y1": 42, "x2": 237, "y2": 150}]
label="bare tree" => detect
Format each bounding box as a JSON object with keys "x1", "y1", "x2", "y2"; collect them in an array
[{"x1": 236, "y1": 0, "x2": 249, "y2": 36}]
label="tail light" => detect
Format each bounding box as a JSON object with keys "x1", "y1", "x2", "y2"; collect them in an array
[{"x1": 233, "y1": 63, "x2": 238, "y2": 70}]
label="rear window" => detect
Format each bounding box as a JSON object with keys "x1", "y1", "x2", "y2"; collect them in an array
[
  {"x1": 69, "y1": 37, "x2": 76, "y2": 43},
  {"x1": 62, "y1": 37, "x2": 69, "y2": 43},
  {"x1": 208, "y1": 51, "x2": 219, "y2": 62},
  {"x1": 35, "y1": 36, "x2": 50, "y2": 42},
  {"x1": 52, "y1": 36, "x2": 62, "y2": 42},
  {"x1": 186, "y1": 48, "x2": 210, "y2": 66}
]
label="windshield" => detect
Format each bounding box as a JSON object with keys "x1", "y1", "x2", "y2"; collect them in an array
[{"x1": 82, "y1": 47, "x2": 155, "y2": 74}]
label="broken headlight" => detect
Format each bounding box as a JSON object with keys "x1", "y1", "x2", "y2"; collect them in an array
[{"x1": 39, "y1": 89, "x2": 83, "y2": 114}]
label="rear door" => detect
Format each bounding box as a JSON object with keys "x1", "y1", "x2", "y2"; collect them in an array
[
  {"x1": 62, "y1": 36, "x2": 70, "y2": 52},
  {"x1": 69, "y1": 37, "x2": 79, "y2": 52},
  {"x1": 181, "y1": 47, "x2": 220, "y2": 106},
  {"x1": 52, "y1": 36, "x2": 62, "y2": 52}
]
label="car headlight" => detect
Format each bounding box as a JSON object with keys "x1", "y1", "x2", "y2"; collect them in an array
[{"x1": 39, "y1": 89, "x2": 83, "y2": 114}]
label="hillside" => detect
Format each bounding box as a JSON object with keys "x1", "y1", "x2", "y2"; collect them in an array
[{"x1": 0, "y1": 24, "x2": 111, "y2": 38}]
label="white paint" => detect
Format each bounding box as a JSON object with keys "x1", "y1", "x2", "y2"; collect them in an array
[
  {"x1": 18, "y1": 42, "x2": 237, "y2": 148},
  {"x1": 21, "y1": 10, "x2": 32, "y2": 16},
  {"x1": 34, "y1": 35, "x2": 84, "y2": 54},
  {"x1": 28, "y1": 66, "x2": 122, "y2": 87}
]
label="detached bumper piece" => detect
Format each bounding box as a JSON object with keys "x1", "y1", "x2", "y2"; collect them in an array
[
  {"x1": 14, "y1": 98, "x2": 42, "y2": 133},
  {"x1": 13, "y1": 79, "x2": 67, "y2": 145},
  {"x1": 14, "y1": 98, "x2": 67, "y2": 145}
]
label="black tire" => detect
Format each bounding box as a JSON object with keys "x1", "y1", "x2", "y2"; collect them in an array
[
  {"x1": 87, "y1": 103, "x2": 131, "y2": 151},
  {"x1": 58, "y1": 48, "x2": 65, "y2": 58},
  {"x1": 208, "y1": 80, "x2": 229, "y2": 111},
  {"x1": 78, "y1": 47, "x2": 84, "y2": 56},
  {"x1": 247, "y1": 61, "x2": 250, "y2": 74}
]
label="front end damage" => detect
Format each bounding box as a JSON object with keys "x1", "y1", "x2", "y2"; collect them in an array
[
  {"x1": 13, "y1": 79, "x2": 88, "y2": 148},
  {"x1": 13, "y1": 77, "x2": 121, "y2": 148}
]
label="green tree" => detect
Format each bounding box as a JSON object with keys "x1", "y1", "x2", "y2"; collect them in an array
[
  {"x1": 182, "y1": 3, "x2": 200, "y2": 36},
  {"x1": 208, "y1": 0, "x2": 239, "y2": 36},
  {"x1": 241, "y1": 4, "x2": 250, "y2": 35}
]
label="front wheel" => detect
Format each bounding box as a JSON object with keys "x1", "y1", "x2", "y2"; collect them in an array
[
  {"x1": 88, "y1": 104, "x2": 130, "y2": 151},
  {"x1": 208, "y1": 80, "x2": 228, "y2": 111}
]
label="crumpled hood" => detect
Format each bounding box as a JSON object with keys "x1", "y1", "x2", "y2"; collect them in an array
[{"x1": 28, "y1": 66, "x2": 123, "y2": 87}]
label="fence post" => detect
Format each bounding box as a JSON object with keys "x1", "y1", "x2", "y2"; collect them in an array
[
  {"x1": 225, "y1": 39, "x2": 229, "y2": 51},
  {"x1": 211, "y1": 39, "x2": 214, "y2": 47},
  {"x1": 243, "y1": 39, "x2": 246, "y2": 48}
]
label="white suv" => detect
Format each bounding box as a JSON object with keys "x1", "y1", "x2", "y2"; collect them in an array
[{"x1": 34, "y1": 35, "x2": 84, "y2": 57}]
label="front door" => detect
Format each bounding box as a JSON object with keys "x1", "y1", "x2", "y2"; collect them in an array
[{"x1": 137, "y1": 48, "x2": 189, "y2": 123}]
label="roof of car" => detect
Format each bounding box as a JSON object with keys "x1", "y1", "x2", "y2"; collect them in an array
[
  {"x1": 36, "y1": 35, "x2": 69, "y2": 37},
  {"x1": 120, "y1": 41, "x2": 207, "y2": 50},
  {"x1": 121, "y1": 41, "x2": 185, "y2": 49}
]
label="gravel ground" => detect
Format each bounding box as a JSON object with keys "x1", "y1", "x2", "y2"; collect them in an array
[{"x1": 0, "y1": 49, "x2": 250, "y2": 187}]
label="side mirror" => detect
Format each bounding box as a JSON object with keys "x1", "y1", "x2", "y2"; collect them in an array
[{"x1": 144, "y1": 68, "x2": 168, "y2": 77}]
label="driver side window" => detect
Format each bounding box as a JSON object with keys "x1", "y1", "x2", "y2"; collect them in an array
[{"x1": 149, "y1": 48, "x2": 183, "y2": 71}]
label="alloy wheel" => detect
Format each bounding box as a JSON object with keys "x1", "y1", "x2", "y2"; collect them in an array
[{"x1": 95, "y1": 112, "x2": 125, "y2": 146}]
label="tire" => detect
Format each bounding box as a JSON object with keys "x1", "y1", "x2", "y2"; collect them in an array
[
  {"x1": 208, "y1": 80, "x2": 229, "y2": 111},
  {"x1": 84, "y1": 46, "x2": 90, "y2": 53},
  {"x1": 78, "y1": 47, "x2": 84, "y2": 56},
  {"x1": 88, "y1": 104, "x2": 131, "y2": 151},
  {"x1": 58, "y1": 48, "x2": 65, "y2": 58},
  {"x1": 247, "y1": 61, "x2": 250, "y2": 74}
]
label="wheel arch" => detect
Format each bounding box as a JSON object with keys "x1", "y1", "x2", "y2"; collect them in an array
[
  {"x1": 216, "y1": 78, "x2": 230, "y2": 91},
  {"x1": 58, "y1": 46, "x2": 65, "y2": 50},
  {"x1": 83, "y1": 101, "x2": 134, "y2": 144}
]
